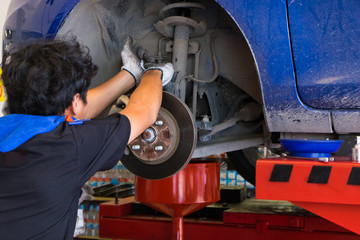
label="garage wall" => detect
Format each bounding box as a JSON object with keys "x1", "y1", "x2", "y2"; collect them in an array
[
  {"x1": 0, "y1": 0, "x2": 12, "y2": 116},
  {"x1": 0, "y1": 0, "x2": 11, "y2": 59}
]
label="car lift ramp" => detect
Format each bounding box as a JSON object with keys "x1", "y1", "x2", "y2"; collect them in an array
[{"x1": 256, "y1": 157, "x2": 360, "y2": 236}]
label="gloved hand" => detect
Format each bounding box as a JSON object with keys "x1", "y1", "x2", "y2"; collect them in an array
[
  {"x1": 108, "y1": 95, "x2": 129, "y2": 115},
  {"x1": 146, "y1": 63, "x2": 174, "y2": 86},
  {"x1": 121, "y1": 37, "x2": 144, "y2": 86},
  {"x1": 78, "y1": 183, "x2": 94, "y2": 205}
]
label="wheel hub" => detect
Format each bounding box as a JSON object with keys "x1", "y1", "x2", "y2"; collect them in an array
[
  {"x1": 121, "y1": 91, "x2": 197, "y2": 179},
  {"x1": 128, "y1": 108, "x2": 180, "y2": 165}
]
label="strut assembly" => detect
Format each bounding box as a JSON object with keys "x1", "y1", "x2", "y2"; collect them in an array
[{"x1": 155, "y1": 2, "x2": 207, "y2": 102}]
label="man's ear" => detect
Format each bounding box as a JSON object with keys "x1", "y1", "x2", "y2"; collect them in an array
[
  {"x1": 71, "y1": 93, "x2": 82, "y2": 116},
  {"x1": 63, "y1": 93, "x2": 81, "y2": 116}
]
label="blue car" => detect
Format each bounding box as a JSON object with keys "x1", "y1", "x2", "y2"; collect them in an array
[{"x1": 3, "y1": 0, "x2": 358, "y2": 182}]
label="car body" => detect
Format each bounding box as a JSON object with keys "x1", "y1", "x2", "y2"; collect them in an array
[{"x1": 3, "y1": 0, "x2": 359, "y2": 182}]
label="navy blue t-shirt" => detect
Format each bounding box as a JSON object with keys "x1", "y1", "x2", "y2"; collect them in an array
[{"x1": 0, "y1": 113, "x2": 130, "y2": 239}]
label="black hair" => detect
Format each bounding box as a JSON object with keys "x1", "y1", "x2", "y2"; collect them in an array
[{"x1": 1, "y1": 38, "x2": 98, "y2": 115}]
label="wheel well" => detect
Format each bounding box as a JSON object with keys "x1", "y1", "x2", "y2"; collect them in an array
[{"x1": 57, "y1": 0, "x2": 264, "y2": 156}]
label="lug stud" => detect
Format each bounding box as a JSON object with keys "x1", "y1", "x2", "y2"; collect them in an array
[
  {"x1": 155, "y1": 146, "x2": 163, "y2": 151},
  {"x1": 132, "y1": 145, "x2": 141, "y2": 150},
  {"x1": 155, "y1": 120, "x2": 163, "y2": 126}
]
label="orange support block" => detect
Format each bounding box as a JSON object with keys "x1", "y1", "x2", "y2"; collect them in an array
[{"x1": 256, "y1": 157, "x2": 360, "y2": 235}]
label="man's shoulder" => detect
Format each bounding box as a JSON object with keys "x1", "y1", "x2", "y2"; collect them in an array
[{"x1": 70, "y1": 113, "x2": 130, "y2": 129}]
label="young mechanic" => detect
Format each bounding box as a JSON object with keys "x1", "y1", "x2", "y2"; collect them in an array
[{"x1": 0, "y1": 37, "x2": 174, "y2": 239}]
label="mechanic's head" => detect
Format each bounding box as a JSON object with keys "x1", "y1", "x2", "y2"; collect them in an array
[{"x1": 1, "y1": 38, "x2": 98, "y2": 116}]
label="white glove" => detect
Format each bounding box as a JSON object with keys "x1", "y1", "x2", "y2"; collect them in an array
[
  {"x1": 121, "y1": 37, "x2": 144, "y2": 86},
  {"x1": 146, "y1": 63, "x2": 174, "y2": 86},
  {"x1": 78, "y1": 183, "x2": 94, "y2": 204},
  {"x1": 108, "y1": 95, "x2": 129, "y2": 115}
]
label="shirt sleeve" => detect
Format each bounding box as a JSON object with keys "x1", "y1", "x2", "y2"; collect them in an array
[{"x1": 69, "y1": 113, "x2": 131, "y2": 186}]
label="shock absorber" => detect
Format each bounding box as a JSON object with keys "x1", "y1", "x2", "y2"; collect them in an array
[{"x1": 155, "y1": 2, "x2": 207, "y2": 101}]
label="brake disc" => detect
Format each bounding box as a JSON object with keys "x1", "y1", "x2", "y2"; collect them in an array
[{"x1": 121, "y1": 91, "x2": 197, "y2": 179}]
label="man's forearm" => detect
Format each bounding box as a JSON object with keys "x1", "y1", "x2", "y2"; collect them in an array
[
  {"x1": 121, "y1": 70, "x2": 163, "y2": 143},
  {"x1": 127, "y1": 70, "x2": 163, "y2": 117},
  {"x1": 84, "y1": 70, "x2": 135, "y2": 118}
]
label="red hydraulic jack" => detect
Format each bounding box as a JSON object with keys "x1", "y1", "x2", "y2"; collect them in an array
[{"x1": 256, "y1": 156, "x2": 360, "y2": 236}]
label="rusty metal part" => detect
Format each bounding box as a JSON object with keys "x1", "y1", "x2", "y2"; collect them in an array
[
  {"x1": 128, "y1": 108, "x2": 180, "y2": 165},
  {"x1": 121, "y1": 91, "x2": 197, "y2": 179}
]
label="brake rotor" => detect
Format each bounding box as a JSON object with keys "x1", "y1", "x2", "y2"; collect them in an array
[{"x1": 121, "y1": 91, "x2": 197, "y2": 179}]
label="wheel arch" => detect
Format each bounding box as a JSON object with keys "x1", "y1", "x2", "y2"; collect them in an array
[{"x1": 215, "y1": 0, "x2": 332, "y2": 134}]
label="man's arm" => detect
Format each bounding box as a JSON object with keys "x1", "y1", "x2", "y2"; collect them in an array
[
  {"x1": 81, "y1": 37, "x2": 144, "y2": 119},
  {"x1": 83, "y1": 70, "x2": 135, "y2": 119},
  {"x1": 120, "y1": 70, "x2": 163, "y2": 143}
]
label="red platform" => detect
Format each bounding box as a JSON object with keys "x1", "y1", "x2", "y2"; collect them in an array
[
  {"x1": 99, "y1": 198, "x2": 360, "y2": 240},
  {"x1": 256, "y1": 157, "x2": 360, "y2": 235}
]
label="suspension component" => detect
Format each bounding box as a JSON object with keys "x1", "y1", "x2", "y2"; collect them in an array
[
  {"x1": 156, "y1": 2, "x2": 207, "y2": 39},
  {"x1": 155, "y1": 2, "x2": 207, "y2": 101}
]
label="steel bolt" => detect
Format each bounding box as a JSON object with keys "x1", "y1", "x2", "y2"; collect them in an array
[
  {"x1": 132, "y1": 145, "x2": 141, "y2": 150},
  {"x1": 155, "y1": 120, "x2": 163, "y2": 126},
  {"x1": 155, "y1": 145, "x2": 163, "y2": 151}
]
